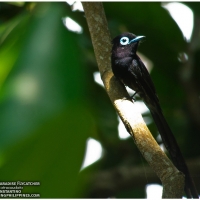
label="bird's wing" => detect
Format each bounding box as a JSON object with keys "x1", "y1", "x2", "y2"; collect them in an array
[{"x1": 128, "y1": 55, "x2": 160, "y2": 111}]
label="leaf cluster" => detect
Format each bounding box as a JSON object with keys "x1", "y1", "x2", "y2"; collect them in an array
[{"x1": 0, "y1": 2, "x2": 199, "y2": 198}]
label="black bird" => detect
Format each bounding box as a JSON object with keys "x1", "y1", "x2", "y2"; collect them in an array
[{"x1": 111, "y1": 32, "x2": 198, "y2": 198}]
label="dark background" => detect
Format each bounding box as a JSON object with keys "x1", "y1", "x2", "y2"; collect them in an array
[{"x1": 0, "y1": 2, "x2": 199, "y2": 198}]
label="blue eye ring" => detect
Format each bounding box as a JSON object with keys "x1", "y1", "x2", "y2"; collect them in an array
[{"x1": 120, "y1": 37, "x2": 129, "y2": 45}]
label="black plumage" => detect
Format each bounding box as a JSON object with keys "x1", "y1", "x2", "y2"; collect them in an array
[{"x1": 111, "y1": 32, "x2": 198, "y2": 198}]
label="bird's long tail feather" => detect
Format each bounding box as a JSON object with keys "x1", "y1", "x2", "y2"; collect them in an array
[{"x1": 150, "y1": 110, "x2": 199, "y2": 198}]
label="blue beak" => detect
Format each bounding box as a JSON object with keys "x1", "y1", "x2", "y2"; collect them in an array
[{"x1": 129, "y1": 36, "x2": 145, "y2": 44}]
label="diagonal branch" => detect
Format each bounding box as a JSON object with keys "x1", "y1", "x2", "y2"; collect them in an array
[
  {"x1": 88, "y1": 158, "x2": 200, "y2": 198},
  {"x1": 82, "y1": 2, "x2": 185, "y2": 198}
]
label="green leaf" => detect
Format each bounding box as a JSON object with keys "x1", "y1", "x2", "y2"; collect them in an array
[{"x1": 0, "y1": 2, "x2": 93, "y2": 197}]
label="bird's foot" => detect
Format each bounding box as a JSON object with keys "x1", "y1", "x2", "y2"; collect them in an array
[{"x1": 130, "y1": 92, "x2": 137, "y2": 102}]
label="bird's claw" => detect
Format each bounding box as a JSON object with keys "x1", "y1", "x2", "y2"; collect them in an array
[{"x1": 130, "y1": 92, "x2": 137, "y2": 102}]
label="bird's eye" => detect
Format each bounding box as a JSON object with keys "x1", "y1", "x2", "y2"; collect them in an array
[{"x1": 120, "y1": 37, "x2": 129, "y2": 45}]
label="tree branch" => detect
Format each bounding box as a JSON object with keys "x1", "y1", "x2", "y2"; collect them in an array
[
  {"x1": 88, "y1": 157, "x2": 200, "y2": 198},
  {"x1": 82, "y1": 2, "x2": 185, "y2": 198}
]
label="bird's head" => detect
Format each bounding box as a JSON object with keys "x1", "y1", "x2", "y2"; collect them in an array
[{"x1": 111, "y1": 32, "x2": 145, "y2": 58}]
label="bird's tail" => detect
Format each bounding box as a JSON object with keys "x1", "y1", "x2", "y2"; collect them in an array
[{"x1": 150, "y1": 110, "x2": 199, "y2": 198}]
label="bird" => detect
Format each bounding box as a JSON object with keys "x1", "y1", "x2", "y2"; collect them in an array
[{"x1": 111, "y1": 32, "x2": 198, "y2": 198}]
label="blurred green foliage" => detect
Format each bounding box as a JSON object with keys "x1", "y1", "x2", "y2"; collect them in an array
[{"x1": 0, "y1": 2, "x2": 199, "y2": 198}]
